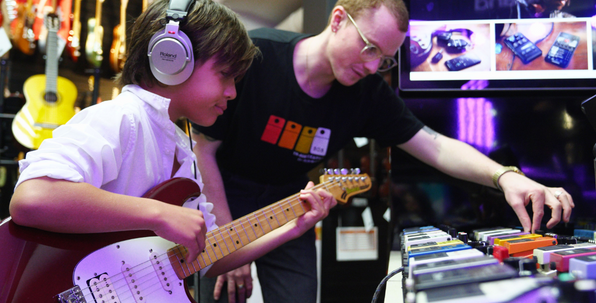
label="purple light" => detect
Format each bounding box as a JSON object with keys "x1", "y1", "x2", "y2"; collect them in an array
[{"x1": 457, "y1": 98, "x2": 495, "y2": 153}]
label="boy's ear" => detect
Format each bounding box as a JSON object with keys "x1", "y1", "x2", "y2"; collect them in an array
[{"x1": 147, "y1": 0, "x2": 196, "y2": 86}]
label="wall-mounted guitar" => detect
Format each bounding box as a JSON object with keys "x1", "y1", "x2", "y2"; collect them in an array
[
  {"x1": 85, "y1": 0, "x2": 104, "y2": 105},
  {"x1": 11, "y1": 12, "x2": 76, "y2": 150},
  {"x1": 65, "y1": 0, "x2": 81, "y2": 62},
  {"x1": 10, "y1": 0, "x2": 36, "y2": 56},
  {"x1": 0, "y1": 171, "x2": 371, "y2": 302},
  {"x1": 109, "y1": 0, "x2": 128, "y2": 73},
  {"x1": 85, "y1": 0, "x2": 104, "y2": 69}
]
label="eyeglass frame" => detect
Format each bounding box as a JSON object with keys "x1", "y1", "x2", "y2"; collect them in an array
[{"x1": 346, "y1": 12, "x2": 398, "y2": 72}]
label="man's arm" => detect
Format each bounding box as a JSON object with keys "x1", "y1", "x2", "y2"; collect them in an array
[
  {"x1": 192, "y1": 131, "x2": 253, "y2": 302},
  {"x1": 398, "y1": 126, "x2": 574, "y2": 233},
  {"x1": 192, "y1": 132, "x2": 233, "y2": 225}
]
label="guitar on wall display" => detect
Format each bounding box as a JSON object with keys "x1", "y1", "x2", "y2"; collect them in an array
[
  {"x1": 11, "y1": 12, "x2": 76, "y2": 150},
  {"x1": 85, "y1": 0, "x2": 104, "y2": 68},
  {"x1": 66, "y1": 0, "x2": 81, "y2": 62},
  {"x1": 0, "y1": 170, "x2": 371, "y2": 302},
  {"x1": 110, "y1": 0, "x2": 128, "y2": 73},
  {"x1": 11, "y1": 0, "x2": 36, "y2": 55}
]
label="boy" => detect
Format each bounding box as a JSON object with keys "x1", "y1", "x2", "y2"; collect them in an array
[{"x1": 8, "y1": 0, "x2": 336, "y2": 281}]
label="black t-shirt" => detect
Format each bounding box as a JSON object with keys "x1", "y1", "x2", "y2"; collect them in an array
[{"x1": 193, "y1": 28, "x2": 424, "y2": 185}]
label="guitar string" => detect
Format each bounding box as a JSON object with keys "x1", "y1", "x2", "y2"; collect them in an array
[
  {"x1": 74, "y1": 192, "x2": 312, "y2": 302},
  {"x1": 173, "y1": 179, "x2": 357, "y2": 276},
  {"x1": 72, "y1": 191, "x2": 313, "y2": 301},
  {"x1": 77, "y1": 178, "x2": 354, "y2": 299},
  {"x1": 81, "y1": 177, "x2": 366, "y2": 299}
]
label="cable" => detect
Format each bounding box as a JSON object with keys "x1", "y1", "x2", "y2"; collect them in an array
[
  {"x1": 371, "y1": 267, "x2": 404, "y2": 303},
  {"x1": 185, "y1": 118, "x2": 197, "y2": 180}
]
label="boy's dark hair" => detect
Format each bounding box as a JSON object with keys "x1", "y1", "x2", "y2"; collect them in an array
[{"x1": 116, "y1": 0, "x2": 259, "y2": 87}]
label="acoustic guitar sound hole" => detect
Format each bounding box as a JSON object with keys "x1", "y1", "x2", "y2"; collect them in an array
[{"x1": 45, "y1": 92, "x2": 58, "y2": 102}]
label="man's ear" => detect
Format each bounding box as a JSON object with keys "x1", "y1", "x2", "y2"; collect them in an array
[{"x1": 330, "y1": 6, "x2": 347, "y2": 33}]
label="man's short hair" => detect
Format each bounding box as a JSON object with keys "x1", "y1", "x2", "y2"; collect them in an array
[{"x1": 332, "y1": 0, "x2": 409, "y2": 33}]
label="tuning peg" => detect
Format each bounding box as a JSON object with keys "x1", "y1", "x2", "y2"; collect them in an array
[{"x1": 351, "y1": 168, "x2": 361, "y2": 174}]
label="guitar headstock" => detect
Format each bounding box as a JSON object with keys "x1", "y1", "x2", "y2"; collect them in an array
[
  {"x1": 319, "y1": 168, "x2": 371, "y2": 204},
  {"x1": 44, "y1": 13, "x2": 60, "y2": 32}
]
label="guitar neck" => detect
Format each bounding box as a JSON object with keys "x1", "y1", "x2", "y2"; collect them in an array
[
  {"x1": 168, "y1": 187, "x2": 314, "y2": 278},
  {"x1": 72, "y1": 0, "x2": 81, "y2": 36},
  {"x1": 95, "y1": 0, "x2": 103, "y2": 29},
  {"x1": 45, "y1": 18, "x2": 59, "y2": 95},
  {"x1": 167, "y1": 174, "x2": 370, "y2": 279},
  {"x1": 120, "y1": 0, "x2": 128, "y2": 40}
]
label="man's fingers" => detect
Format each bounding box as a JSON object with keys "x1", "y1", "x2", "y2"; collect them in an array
[
  {"x1": 544, "y1": 195, "x2": 563, "y2": 230},
  {"x1": 510, "y1": 201, "x2": 532, "y2": 232},
  {"x1": 213, "y1": 275, "x2": 226, "y2": 300}
]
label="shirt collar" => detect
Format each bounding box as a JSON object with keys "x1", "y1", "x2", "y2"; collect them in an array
[{"x1": 122, "y1": 84, "x2": 172, "y2": 117}]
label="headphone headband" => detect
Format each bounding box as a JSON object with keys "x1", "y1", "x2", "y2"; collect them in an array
[{"x1": 147, "y1": 0, "x2": 196, "y2": 86}]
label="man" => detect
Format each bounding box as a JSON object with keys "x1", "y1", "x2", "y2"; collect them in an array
[{"x1": 192, "y1": 0, "x2": 574, "y2": 302}]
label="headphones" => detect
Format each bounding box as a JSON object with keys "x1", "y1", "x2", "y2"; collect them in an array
[{"x1": 147, "y1": 0, "x2": 195, "y2": 86}]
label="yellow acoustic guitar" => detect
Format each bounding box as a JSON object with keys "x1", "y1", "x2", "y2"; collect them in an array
[{"x1": 12, "y1": 13, "x2": 77, "y2": 150}]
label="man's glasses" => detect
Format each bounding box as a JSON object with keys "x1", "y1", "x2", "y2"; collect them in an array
[{"x1": 347, "y1": 12, "x2": 397, "y2": 72}]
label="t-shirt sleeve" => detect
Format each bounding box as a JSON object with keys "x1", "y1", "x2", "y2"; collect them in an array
[
  {"x1": 358, "y1": 78, "x2": 425, "y2": 148},
  {"x1": 16, "y1": 103, "x2": 134, "y2": 189}
]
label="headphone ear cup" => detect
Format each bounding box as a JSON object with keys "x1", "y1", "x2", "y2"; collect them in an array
[{"x1": 148, "y1": 25, "x2": 195, "y2": 86}]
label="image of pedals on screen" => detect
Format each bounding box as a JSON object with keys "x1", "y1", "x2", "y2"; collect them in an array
[
  {"x1": 409, "y1": 25, "x2": 490, "y2": 72},
  {"x1": 400, "y1": 0, "x2": 596, "y2": 91}
]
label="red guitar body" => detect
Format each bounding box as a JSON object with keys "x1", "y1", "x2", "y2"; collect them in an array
[{"x1": 0, "y1": 178, "x2": 201, "y2": 303}]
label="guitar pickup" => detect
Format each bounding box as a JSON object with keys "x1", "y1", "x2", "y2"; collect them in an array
[
  {"x1": 88, "y1": 273, "x2": 121, "y2": 303},
  {"x1": 150, "y1": 251, "x2": 174, "y2": 292}
]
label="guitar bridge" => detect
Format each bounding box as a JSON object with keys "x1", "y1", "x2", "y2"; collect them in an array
[{"x1": 56, "y1": 285, "x2": 87, "y2": 303}]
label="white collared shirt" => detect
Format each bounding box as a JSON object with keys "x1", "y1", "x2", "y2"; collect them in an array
[{"x1": 16, "y1": 84, "x2": 217, "y2": 275}]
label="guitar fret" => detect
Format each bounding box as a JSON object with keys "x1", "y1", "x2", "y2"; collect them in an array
[
  {"x1": 174, "y1": 246, "x2": 192, "y2": 277},
  {"x1": 215, "y1": 229, "x2": 233, "y2": 255},
  {"x1": 227, "y1": 225, "x2": 243, "y2": 249},
  {"x1": 190, "y1": 259, "x2": 200, "y2": 275},
  {"x1": 271, "y1": 204, "x2": 287, "y2": 225},
  {"x1": 289, "y1": 196, "x2": 306, "y2": 216},
  {"x1": 249, "y1": 214, "x2": 265, "y2": 238},
  {"x1": 262, "y1": 208, "x2": 279, "y2": 230},
  {"x1": 240, "y1": 217, "x2": 257, "y2": 241},
  {"x1": 278, "y1": 201, "x2": 290, "y2": 222},
  {"x1": 197, "y1": 250, "x2": 208, "y2": 268},
  {"x1": 205, "y1": 236, "x2": 224, "y2": 261},
  {"x1": 256, "y1": 211, "x2": 272, "y2": 234}
]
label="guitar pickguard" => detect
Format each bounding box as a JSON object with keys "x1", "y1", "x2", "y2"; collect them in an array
[{"x1": 66, "y1": 236, "x2": 191, "y2": 303}]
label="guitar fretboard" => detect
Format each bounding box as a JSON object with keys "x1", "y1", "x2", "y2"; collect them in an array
[
  {"x1": 166, "y1": 175, "x2": 369, "y2": 279},
  {"x1": 45, "y1": 17, "x2": 59, "y2": 99}
]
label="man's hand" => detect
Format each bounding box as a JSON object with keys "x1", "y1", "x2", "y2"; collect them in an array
[
  {"x1": 499, "y1": 172, "x2": 574, "y2": 233},
  {"x1": 214, "y1": 264, "x2": 252, "y2": 303}
]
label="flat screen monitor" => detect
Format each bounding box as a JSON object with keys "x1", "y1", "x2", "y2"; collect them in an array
[{"x1": 398, "y1": 0, "x2": 596, "y2": 92}]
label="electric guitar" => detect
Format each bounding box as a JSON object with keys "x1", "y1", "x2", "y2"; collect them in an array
[
  {"x1": 66, "y1": 0, "x2": 81, "y2": 62},
  {"x1": 0, "y1": 171, "x2": 371, "y2": 302},
  {"x1": 85, "y1": 0, "x2": 104, "y2": 68},
  {"x1": 11, "y1": 12, "x2": 76, "y2": 150},
  {"x1": 109, "y1": 0, "x2": 128, "y2": 73},
  {"x1": 11, "y1": 0, "x2": 36, "y2": 55}
]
